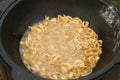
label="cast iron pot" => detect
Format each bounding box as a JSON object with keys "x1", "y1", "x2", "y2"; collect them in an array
[{"x1": 0, "y1": 0, "x2": 120, "y2": 80}]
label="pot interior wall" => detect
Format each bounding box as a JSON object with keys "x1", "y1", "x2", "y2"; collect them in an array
[{"x1": 1, "y1": 0, "x2": 118, "y2": 76}]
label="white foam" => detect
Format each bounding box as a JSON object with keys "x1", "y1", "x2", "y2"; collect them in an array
[{"x1": 100, "y1": 5, "x2": 120, "y2": 53}]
